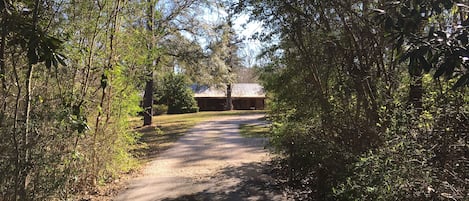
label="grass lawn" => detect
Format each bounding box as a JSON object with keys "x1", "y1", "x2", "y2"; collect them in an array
[
  {"x1": 130, "y1": 110, "x2": 266, "y2": 160},
  {"x1": 239, "y1": 122, "x2": 270, "y2": 138}
]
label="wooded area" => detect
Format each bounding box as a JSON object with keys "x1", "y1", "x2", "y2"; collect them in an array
[
  {"x1": 237, "y1": 0, "x2": 468, "y2": 200},
  {"x1": 0, "y1": 0, "x2": 468, "y2": 200},
  {"x1": 0, "y1": 0, "x2": 244, "y2": 200}
]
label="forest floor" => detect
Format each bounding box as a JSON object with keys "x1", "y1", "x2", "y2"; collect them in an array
[{"x1": 111, "y1": 113, "x2": 287, "y2": 201}]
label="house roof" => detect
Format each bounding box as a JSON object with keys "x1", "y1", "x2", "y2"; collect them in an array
[{"x1": 192, "y1": 83, "x2": 266, "y2": 98}]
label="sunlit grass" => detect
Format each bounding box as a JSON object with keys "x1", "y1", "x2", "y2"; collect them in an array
[
  {"x1": 130, "y1": 110, "x2": 266, "y2": 160},
  {"x1": 239, "y1": 121, "x2": 270, "y2": 138}
]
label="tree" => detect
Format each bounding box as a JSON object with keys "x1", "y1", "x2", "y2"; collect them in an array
[
  {"x1": 157, "y1": 73, "x2": 198, "y2": 114},
  {"x1": 207, "y1": 16, "x2": 243, "y2": 111},
  {"x1": 1, "y1": 0, "x2": 142, "y2": 199},
  {"x1": 0, "y1": 1, "x2": 68, "y2": 199},
  {"x1": 141, "y1": 0, "x2": 212, "y2": 125},
  {"x1": 237, "y1": 0, "x2": 468, "y2": 200},
  {"x1": 0, "y1": 0, "x2": 235, "y2": 199},
  {"x1": 376, "y1": 0, "x2": 469, "y2": 114},
  {"x1": 143, "y1": 0, "x2": 156, "y2": 126}
]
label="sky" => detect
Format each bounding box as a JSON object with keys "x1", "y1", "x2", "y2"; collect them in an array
[
  {"x1": 232, "y1": 14, "x2": 264, "y2": 67},
  {"x1": 185, "y1": 3, "x2": 264, "y2": 67}
]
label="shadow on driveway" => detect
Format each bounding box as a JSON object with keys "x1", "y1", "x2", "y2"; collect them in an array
[{"x1": 161, "y1": 162, "x2": 286, "y2": 201}]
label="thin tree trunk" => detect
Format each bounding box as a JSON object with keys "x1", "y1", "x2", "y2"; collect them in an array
[
  {"x1": 11, "y1": 51, "x2": 22, "y2": 201},
  {"x1": 80, "y1": 3, "x2": 102, "y2": 103},
  {"x1": 143, "y1": 73, "x2": 154, "y2": 125},
  {"x1": 21, "y1": 62, "x2": 34, "y2": 200},
  {"x1": 91, "y1": 0, "x2": 121, "y2": 185},
  {"x1": 225, "y1": 83, "x2": 233, "y2": 110},
  {"x1": 0, "y1": 6, "x2": 8, "y2": 124},
  {"x1": 105, "y1": 0, "x2": 121, "y2": 126},
  {"x1": 92, "y1": 85, "x2": 106, "y2": 185},
  {"x1": 20, "y1": 0, "x2": 41, "y2": 198},
  {"x1": 143, "y1": 0, "x2": 154, "y2": 126}
]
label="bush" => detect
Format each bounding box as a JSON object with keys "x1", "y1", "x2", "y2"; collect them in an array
[
  {"x1": 167, "y1": 106, "x2": 199, "y2": 114},
  {"x1": 333, "y1": 108, "x2": 431, "y2": 200},
  {"x1": 156, "y1": 73, "x2": 198, "y2": 114},
  {"x1": 330, "y1": 96, "x2": 469, "y2": 201},
  {"x1": 185, "y1": 106, "x2": 199, "y2": 113},
  {"x1": 153, "y1": 104, "x2": 168, "y2": 115}
]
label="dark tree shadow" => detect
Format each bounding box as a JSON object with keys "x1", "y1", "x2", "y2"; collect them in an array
[{"x1": 161, "y1": 162, "x2": 286, "y2": 201}]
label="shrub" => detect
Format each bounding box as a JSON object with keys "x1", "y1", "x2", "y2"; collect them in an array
[
  {"x1": 334, "y1": 103, "x2": 469, "y2": 201},
  {"x1": 156, "y1": 73, "x2": 198, "y2": 114},
  {"x1": 185, "y1": 106, "x2": 199, "y2": 113},
  {"x1": 153, "y1": 104, "x2": 168, "y2": 115}
]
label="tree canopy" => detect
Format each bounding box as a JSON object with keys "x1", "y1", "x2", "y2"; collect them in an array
[
  {"x1": 236, "y1": 0, "x2": 468, "y2": 200},
  {"x1": 0, "y1": 0, "x2": 245, "y2": 199},
  {"x1": 0, "y1": 0, "x2": 467, "y2": 200}
]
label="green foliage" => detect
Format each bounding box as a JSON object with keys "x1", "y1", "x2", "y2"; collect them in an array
[
  {"x1": 0, "y1": 0, "x2": 147, "y2": 199},
  {"x1": 186, "y1": 106, "x2": 200, "y2": 113},
  {"x1": 335, "y1": 97, "x2": 468, "y2": 200},
  {"x1": 100, "y1": 64, "x2": 142, "y2": 179},
  {"x1": 238, "y1": 0, "x2": 468, "y2": 200},
  {"x1": 156, "y1": 73, "x2": 198, "y2": 114},
  {"x1": 376, "y1": 0, "x2": 469, "y2": 89},
  {"x1": 334, "y1": 107, "x2": 435, "y2": 200},
  {"x1": 153, "y1": 104, "x2": 169, "y2": 115},
  {"x1": 0, "y1": 0, "x2": 239, "y2": 199}
]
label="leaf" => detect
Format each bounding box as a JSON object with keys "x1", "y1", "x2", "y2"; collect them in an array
[
  {"x1": 457, "y1": 3, "x2": 469, "y2": 9},
  {"x1": 408, "y1": 56, "x2": 421, "y2": 75},
  {"x1": 52, "y1": 57, "x2": 58, "y2": 68},
  {"x1": 27, "y1": 47, "x2": 38, "y2": 65},
  {"x1": 455, "y1": 33, "x2": 468, "y2": 45},
  {"x1": 45, "y1": 58, "x2": 51, "y2": 69},
  {"x1": 48, "y1": 37, "x2": 63, "y2": 49},
  {"x1": 419, "y1": 56, "x2": 432, "y2": 72},
  {"x1": 443, "y1": 0, "x2": 453, "y2": 9},
  {"x1": 399, "y1": 49, "x2": 415, "y2": 63},
  {"x1": 452, "y1": 73, "x2": 469, "y2": 89},
  {"x1": 428, "y1": 26, "x2": 435, "y2": 38},
  {"x1": 434, "y1": 31, "x2": 446, "y2": 39},
  {"x1": 434, "y1": 62, "x2": 447, "y2": 78},
  {"x1": 372, "y1": 9, "x2": 386, "y2": 14},
  {"x1": 445, "y1": 58, "x2": 461, "y2": 78},
  {"x1": 56, "y1": 53, "x2": 67, "y2": 66},
  {"x1": 385, "y1": 17, "x2": 394, "y2": 32}
]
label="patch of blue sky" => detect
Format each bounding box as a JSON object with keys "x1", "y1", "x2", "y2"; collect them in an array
[{"x1": 175, "y1": 2, "x2": 265, "y2": 67}]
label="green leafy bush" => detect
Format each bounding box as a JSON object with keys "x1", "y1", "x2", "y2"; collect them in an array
[
  {"x1": 185, "y1": 106, "x2": 199, "y2": 113},
  {"x1": 156, "y1": 73, "x2": 198, "y2": 114},
  {"x1": 334, "y1": 107, "x2": 434, "y2": 200},
  {"x1": 153, "y1": 104, "x2": 168, "y2": 115},
  {"x1": 334, "y1": 101, "x2": 468, "y2": 201}
]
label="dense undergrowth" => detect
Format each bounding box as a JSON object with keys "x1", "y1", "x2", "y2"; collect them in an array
[{"x1": 236, "y1": 0, "x2": 469, "y2": 200}]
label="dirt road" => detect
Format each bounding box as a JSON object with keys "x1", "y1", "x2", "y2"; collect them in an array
[{"x1": 115, "y1": 114, "x2": 285, "y2": 201}]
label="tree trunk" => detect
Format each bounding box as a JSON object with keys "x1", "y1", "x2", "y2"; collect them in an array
[
  {"x1": 143, "y1": 0, "x2": 154, "y2": 126},
  {"x1": 0, "y1": 6, "x2": 8, "y2": 124},
  {"x1": 19, "y1": 1, "x2": 41, "y2": 198},
  {"x1": 143, "y1": 72, "x2": 153, "y2": 125},
  {"x1": 225, "y1": 83, "x2": 233, "y2": 110}
]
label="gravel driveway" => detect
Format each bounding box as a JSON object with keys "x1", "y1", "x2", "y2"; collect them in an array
[{"x1": 115, "y1": 114, "x2": 286, "y2": 201}]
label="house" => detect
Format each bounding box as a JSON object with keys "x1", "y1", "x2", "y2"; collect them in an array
[{"x1": 192, "y1": 83, "x2": 266, "y2": 111}]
